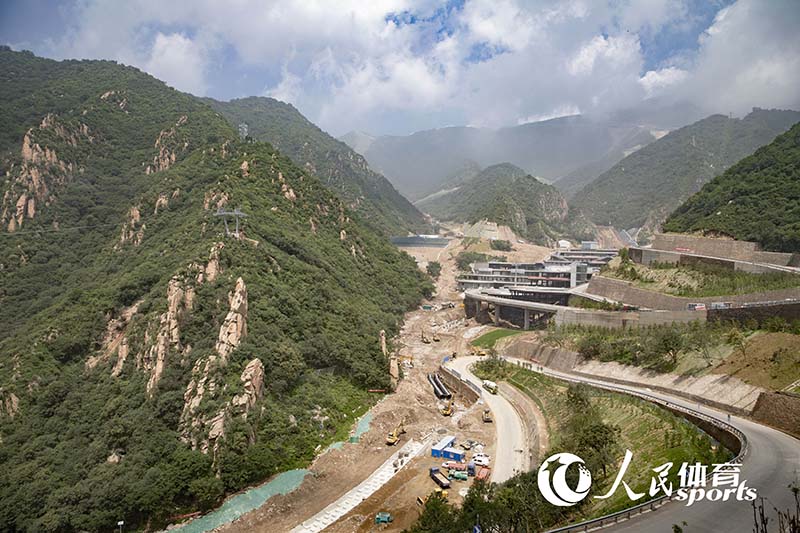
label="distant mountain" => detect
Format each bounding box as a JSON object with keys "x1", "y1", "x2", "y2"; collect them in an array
[
  {"x1": 205, "y1": 97, "x2": 427, "y2": 235},
  {"x1": 664, "y1": 121, "x2": 800, "y2": 252},
  {"x1": 0, "y1": 48, "x2": 429, "y2": 531},
  {"x1": 339, "y1": 130, "x2": 376, "y2": 155},
  {"x1": 416, "y1": 163, "x2": 591, "y2": 245},
  {"x1": 344, "y1": 101, "x2": 706, "y2": 201},
  {"x1": 569, "y1": 108, "x2": 800, "y2": 235}
]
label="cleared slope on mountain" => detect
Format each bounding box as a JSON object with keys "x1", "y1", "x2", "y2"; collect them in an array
[
  {"x1": 0, "y1": 48, "x2": 429, "y2": 532},
  {"x1": 570, "y1": 108, "x2": 800, "y2": 232},
  {"x1": 417, "y1": 163, "x2": 590, "y2": 245},
  {"x1": 205, "y1": 96, "x2": 427, "y2": 235},
  {"x1": 664, "y1": 121, "x2": 800, "y2": 252}
]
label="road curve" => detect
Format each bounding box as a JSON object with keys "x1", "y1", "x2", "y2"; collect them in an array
[
  {"x1": 446, "y1": 357, "x2": 528, "y2": 483},
  {"x1": 512, "y1": 358, "x2": 800, "y2": 532}
]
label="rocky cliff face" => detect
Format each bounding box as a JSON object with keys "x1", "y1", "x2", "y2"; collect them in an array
[
  {"x1": 1, "y1": 113, "x2": 91, "y2": 232},
  {"x1": 180, "y1": 276, "x2": 250, "y2": 455}
]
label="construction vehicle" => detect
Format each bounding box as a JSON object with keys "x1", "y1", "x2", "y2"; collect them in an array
[
  {"x1": 449, "y1": 470, "x2": 468, "y2": 481},
  {"x1": 432, "y1": 332, "x2": 441, "y2": 342},
  {"x1": 375, "y1": 512, "x2": 393, "y2": 524},
  {"x1": 451, "y1": 351, "x2": 457, "y2": 360},
  {"x1": 443, "y1": 461, "x2": 467, "y2": 471},
  {"x1": 467, "y1": 461, "x2": 476, "y2": 476},
  {"x1": 476, "y1": 467, "x2": 491, "y2": 481},
  {"x1": 417, "y1": 488, "x2": 448, "y2": 505},
  {"x1": 430, "y1": 467, "x2": 452, "y2": 489},
  {"x1": 482, "y1": 408, "x2": 493, "y2": 423},
  {"x1": 386, "y1": 420, "x2": 406, "y2": 446},
  {"x1": 440, "y1": 398, "x2": 453, "y2": 417},
  {"x1": 421, "y1": 331, "x2": 431, "y2": 344},
  {"x1": 482, "y1": 380, "x2": 498, "y2": 394}
]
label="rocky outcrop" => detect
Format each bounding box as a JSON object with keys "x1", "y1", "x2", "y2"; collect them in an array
[
  {"x1": 198, "y1": 242, "x2": 224, "y2": 284},
  {"x1": 231, "y1": 359, "x2": 265, "y2": 418},
  {"x1": 0, "y1": 390, "x2": 19, "y2": 418},
  {"x1": 85, "y1": 299, "x2": 141, "y2": 371},
  {"x1": 215, "y1": 277, "x2": 247, "y2": 363},
  {"x1": 145, "y1": 115, "x2": 188, "y2": 174},
  {"x1": 117, "y1": 206, "x2": 145, "y2": 248},
  {"x1": 138, "y1": 277, "x2": 194, "y2": 395},
  {"x1": 1, "y1": 114, "x2": 89, "y2": 232},
  {"x1": 180, "y1": 277, "x2": 250, "y2": 454},
  {"x1": 203, "y1": 190, "x2": 229, "y2": 211}
]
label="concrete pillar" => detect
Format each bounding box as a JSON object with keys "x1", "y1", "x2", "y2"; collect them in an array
[
  {"x1": 494, "y1": 305, "x2": 501, "y2": 325},
  {"x1": 523, "y1": 309, "x2": 530, "y2": 330}
]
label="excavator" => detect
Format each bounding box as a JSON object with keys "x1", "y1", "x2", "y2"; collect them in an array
[
  {"x1": 416, "y1": 488, "x2": 448, "y2": 506},
  {"x1": 432, "y1": 332, "x2": 441, "y2": 342},
  {"x1": 482, "y1": 408, "x2": 493, "y2": 423},
  {"x1": 386, "y1": 420, "x2": 406, "y2": 446},
  {"x1": 421, "y1": 331, "x2": 431, "y2": 344},
  {"x1": 440, "y1": 398, "x2": 453, "y2": 417}
]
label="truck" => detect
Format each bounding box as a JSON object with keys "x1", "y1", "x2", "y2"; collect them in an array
[
  {"x1": 443, "y1": 461, "x2": 467, "y2": 471},
  {"x1": 430, "y1": 467, "x2": 452, "y2": 489},
  {"x1": 482, "y1": 408, "x2": 492, "y2": 423},
  {"x1": 449, "y1": 470, "x2": 468, "y2": 481},
  {"x1": 467, "y1": 461, "x2": 476, "y2": 476},
  {"x1": 476, "y1": 467, "x2": 491, "y2": 481},
  {"x1": 482, "y1": 380, "x2": 498, "y2": 394}
]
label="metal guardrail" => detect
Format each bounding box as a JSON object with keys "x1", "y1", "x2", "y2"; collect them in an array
[{"x1": 505, "y1": 359, "x2": 749, "y2": 533}]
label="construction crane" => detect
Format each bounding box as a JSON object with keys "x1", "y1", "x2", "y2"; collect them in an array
[{"x1": 386, "y1": 420, "x2": 406, "y2": 446}]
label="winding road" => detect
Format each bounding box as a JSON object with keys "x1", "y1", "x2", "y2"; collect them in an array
[
  {"x1": 448, "y1": 356, "x2": 800, "y2": 532},
  {"x1": 446, "y1": 357, "x2": 529, "y2": 483}
]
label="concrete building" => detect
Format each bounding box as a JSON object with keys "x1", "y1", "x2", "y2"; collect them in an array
[{"x1": 457, "y1": 261, "x2": 588, "y2": 291}]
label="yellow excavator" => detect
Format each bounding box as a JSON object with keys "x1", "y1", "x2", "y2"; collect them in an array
[
  {"x1": 417, "y1": 488, "x2": 449, "y2": 506},
  {"x1": 421, "y1": 331, "x2": 431, "y2": 344},
  {"x1": 386, "y1": 420, "x2": 406, "y2": 446},
  {"x1": 432, "y1": 332, "x2": 441, "y2": 342},
  {"x1": 440, "y1": 398, "x2": 453, "y2": 417}
]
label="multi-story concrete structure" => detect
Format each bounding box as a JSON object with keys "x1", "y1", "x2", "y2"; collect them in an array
[{"x1": 456, "y1": 261, "x2": 588, "y2": 291}]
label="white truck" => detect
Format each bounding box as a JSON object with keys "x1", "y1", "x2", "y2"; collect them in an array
[{"x1": 482, "y1": 380, "x2": 498, "y2": 394}]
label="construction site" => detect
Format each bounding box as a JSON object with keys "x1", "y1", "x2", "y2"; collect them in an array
[{"x1": 204, "y1": 233, "x2": 799, "y2": 533}]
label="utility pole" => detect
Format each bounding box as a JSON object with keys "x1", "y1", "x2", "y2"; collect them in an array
[{"x1": 215, "y1": 207, "x2": 248, "y2": 239}]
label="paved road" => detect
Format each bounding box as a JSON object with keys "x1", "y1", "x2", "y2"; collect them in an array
[
  {"x1": 509, "y1": 358, "x2": 800, "y2": 533},
  {"x1": 446, "y1": 356, "x2": 529, "y2": 483}
]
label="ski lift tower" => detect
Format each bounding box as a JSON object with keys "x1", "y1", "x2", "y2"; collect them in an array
[{"x1": 215, "y1": 207, "x2": 248, "y2": 238}]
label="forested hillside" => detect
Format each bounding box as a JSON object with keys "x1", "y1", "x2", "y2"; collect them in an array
[
  {"x1": 204, "y1": 96, "x2": 428, "y2": 236},
  {"x1": 416, "y1": 163, "x2": 591, "y2": 245},
  {"x1": 0, "y1": 47, "x2": 429, "y2": 531},
  {"x1": 570, "y1": 108, "x2": 800, "y2": 234},
  {"x1": 664, "y1": 121, "x2": 800, "y2": 252}
]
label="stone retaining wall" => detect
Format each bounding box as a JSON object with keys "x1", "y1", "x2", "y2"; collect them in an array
[
  {"x1": 652, "y1": 234, "x2": 796, "y2": 266},
  {"x1": 555, "y1": 307, "x2": 703, "y2": 328},
  {"x1": 587, "y1": 275, "x2": 800, "y2": 311},
  {"x1": 751, "y1": 392, "x2": 800, "y2": 439},
  {"x1": 438, "y1": 366, "x2": 480, "y2": 404}
]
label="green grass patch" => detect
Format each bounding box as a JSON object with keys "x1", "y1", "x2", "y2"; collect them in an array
[{"x1": 470, "y1": 328, "x2": 522, "y2": 348}]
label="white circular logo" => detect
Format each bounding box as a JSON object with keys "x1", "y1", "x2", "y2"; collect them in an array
[{"x1": 537, "y1": 452, "x2": 592, "y2": 506}]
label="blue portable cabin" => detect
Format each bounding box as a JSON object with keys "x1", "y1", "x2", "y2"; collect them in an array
[
  {"x1": 442, "y1": 447, "x2": 466, "y2": 462},
  {"x1": 431, "y1": 436, "x2": 456, "y2": 458}
]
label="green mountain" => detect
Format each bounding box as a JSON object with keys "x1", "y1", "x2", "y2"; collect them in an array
[
  {"x1": 664, "y1": 121, "x2": 800, "y2": 252},
  {"x1": 570, "y1": 109, "x2": 800, "y2": 234},
  {"x1": 416, "y1": 163, "x2": 590, "y2": 245},
  {"x1": 204, "y1": 97, "x2": 427, "y2": 236},
  {"x1": 0, "y1": 47, "x2": 429, "y2": 531}
]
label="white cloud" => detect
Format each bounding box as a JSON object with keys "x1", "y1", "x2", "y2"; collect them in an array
[
  {"x1": 518, "y1": 104, "x2": 582, "y2": 125},
  {"x1": 36, "y1": 0, "x2": 800, "y2": 134},
  {"x1": 639, "y1": 66, "x2": 689, "y2": 97},
  {"x1": 144, "y1": 33, "x2": 209, "y2": 95}
]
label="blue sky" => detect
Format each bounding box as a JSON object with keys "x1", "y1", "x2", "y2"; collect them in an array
[{"x1": 2, "y1": 0, "x2": 798, "y2": 136}]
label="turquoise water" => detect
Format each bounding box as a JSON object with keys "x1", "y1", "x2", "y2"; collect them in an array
[
  {"x1": 169, "y1": 469, "x2": 308, "y2": 533},
  {"x1": 168, "y1": 412, "x2": 374, "y2": 533}
]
